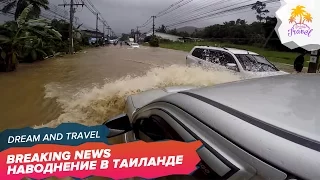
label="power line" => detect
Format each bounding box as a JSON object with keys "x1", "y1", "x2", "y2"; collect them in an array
[
  {"x1": 138, "y1": 0, "x2": 189, "y2": 30},
  {"x1": 158, "y1": 0, "x2": 226, "y2": 25},
  {"x1": 167, "y1": 4, "x2": 279, "y2": 29},
  {"x1": 166, "y1": 0, "x2": 279, "y2": 28},
  {"x1": 165, "y1": 0, "x2": 278, "y2": 27},
  {"x1": 139, "y1": 17, "x2": 152, "y2": 28},
  {"x1": 163, "y1": 0, "x2": 254, "y2": 26},
  {"x1": 82, "y1": 0, "x2": 114, "y2": 34},
  {"x1": 156, "y1": 0, "x2": 194, "y2": 18},
  {"x1": 156, "y1": 0, "x2": 186, "y2": 17}
]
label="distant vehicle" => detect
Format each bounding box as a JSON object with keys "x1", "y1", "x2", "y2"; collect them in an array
[
  {"x1": 129, "y1": 38, "x2": 134, "y2": 43},
  {"x1": 186, "y1": 46, "x2": 289, "y2": 78},
  {"x1": 130, "y1": 43, "x2": 140, "y2": 48},
  {"x1": 104, "y1": 74, "x2": 320, "y2": 180}
]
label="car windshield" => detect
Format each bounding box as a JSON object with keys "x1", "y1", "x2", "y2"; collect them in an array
[{"x1": 235, "y1": 54, "x2": 279, "y2": 72}]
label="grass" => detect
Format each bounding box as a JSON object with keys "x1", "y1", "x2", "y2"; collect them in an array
[{"x1": 159, "y1": 41, "x2": 310, "y2": 67}]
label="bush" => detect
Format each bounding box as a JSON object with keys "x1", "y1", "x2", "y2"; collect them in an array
[
  {"x1": 159, "y1": 38, "x2": 172, "y2": 43},
  {"x1": 149, "y1": 36, "x2": 159, "y2": 47},
  {"x1": 144, "y1": 36, "x2": 151, "y2": 42}
]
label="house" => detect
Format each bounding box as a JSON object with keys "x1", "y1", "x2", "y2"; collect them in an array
[
  {"x1": 145, "y1": 32, "x2": 182, "y2": 42},
  {"x1": 81, "y1": 30, "x2": 104, "y2": 38},
  {"x1": 81, "y1": 30, "x2": 105, "y2": 44}
]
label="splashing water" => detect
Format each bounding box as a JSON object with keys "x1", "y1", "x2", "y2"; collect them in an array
[{"x1": 36, "y1": 65, "x2": 241, "y2": 128}]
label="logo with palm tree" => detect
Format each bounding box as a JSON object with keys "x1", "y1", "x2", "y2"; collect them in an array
[{"x1": 288, "y1": 5, "x2": 313, "y2": 37}]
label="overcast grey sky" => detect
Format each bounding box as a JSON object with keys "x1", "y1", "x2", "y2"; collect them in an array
[{"x1": 1, "y1": 0, "x2": 281, "y2": 35}]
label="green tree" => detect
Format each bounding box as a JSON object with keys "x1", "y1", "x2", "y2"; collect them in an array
[
  {"x1": 1, "y1": 0, "x2": 49, "y2": 20},
  {"x1": 167, "y1": 28, "x2": 178, "y2": 36},
  {"x1": 51, "y1": 19, "x2": 69, "y2": 41},
  {"x1": 235, "y1": 19, "x2": 247, "y2": 25},
  {"x1": 251, "y1": 1, "x2": 269, "y2": 22},
  {"x1": 120, "y1": 33, "x2": 129, "y2": 41},
  {"x1": 156, "y1": 25, "x2": 167, "y2": 33},
  {"x1": 149, "y1": 36, "x2": 159, "y2": 47},
  {"x1": 0, "y1": 4, "x2": 61, "y2": 71}
]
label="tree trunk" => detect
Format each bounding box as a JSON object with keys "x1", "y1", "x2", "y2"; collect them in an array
[{"x1": 0, "y1": 52, "x2": 18, "y2": 72}]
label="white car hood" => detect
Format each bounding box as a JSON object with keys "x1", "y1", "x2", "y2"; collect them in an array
[{"x1": 242, "y1": 70, "x2": 289, "y2": 79}]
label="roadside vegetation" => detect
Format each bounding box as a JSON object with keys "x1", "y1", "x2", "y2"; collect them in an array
[
  {"x1": 159, "y1": 41, "x2": 309, "y2": 67},
  {"x1": 0, "y1": 1, "x2": 106, "y2": 72},
  {"x1": 143, "y1": 1, "x2": 310, "y2": 67}
]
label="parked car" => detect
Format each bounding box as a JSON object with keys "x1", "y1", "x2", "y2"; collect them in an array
[
  {"x1": 186, "y1": 46, "x2": 289, "y2": 78},
  {"x1": 130, "y1": 43, "x2": 140, "y2": 48},
  {"x1": 104, "y1": 74, "x2": 320, "y2": 180}
]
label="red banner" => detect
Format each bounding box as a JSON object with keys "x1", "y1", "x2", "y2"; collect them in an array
[{"x1": 0, "y1": 140, "x2": 202, "y2": 179}]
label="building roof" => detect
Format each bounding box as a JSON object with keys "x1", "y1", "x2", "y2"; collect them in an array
[{"x1": 146, "y1": 32, "x2": 182, "y2": 40}]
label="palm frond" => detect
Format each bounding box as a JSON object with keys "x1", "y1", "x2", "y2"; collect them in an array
[
  {"x1": 16, "y1": 36, "x2": 37, "y2": 40},
  {"x1": 15, "y1": 0, "x2": 28, "y2": 20},
  {"x1": 13, "y1": 35, "x2": 36, "y2": 45},
  {"x1": 35, "y1": 48, "x2": 47, "y2": 56},
  {"x1": 26, "y1": 26, "x2": 49, "y2": 38},
  {"x1": 17, "y1": 4, "x2": 34, "y2": 27},
  {"x1": 30, "y1": 0, "x2": 49, "y2": 9},
  {"x1": 48, "y1": 29, "x2": 62, "y2": 39},
  {"x1": 29, "y1": 5, "x2": 41, "y2": 18},
  {"x1": 27, "y1": 18, "x2": 49, "y2": 26},
  {"x1": 34, "y1": 38, "x2": 42, "y2": 47},
  {"x1": 0, "y1": 35, "x2": 11, "y2": 44}
]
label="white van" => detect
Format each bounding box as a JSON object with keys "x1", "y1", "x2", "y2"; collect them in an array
[{"x1": 186, "y1": 46, "x2": 289, "y2": 77}]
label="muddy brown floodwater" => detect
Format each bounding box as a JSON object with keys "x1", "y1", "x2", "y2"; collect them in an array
[
  {"x1": 0, "y1": 46, "x2": 187, "y2": 131},
  {"x1": 0, "y1": 44, "x2": 245, "y2": 180},
  {"x1": 0, "y1": 45, "x2": 293, "y2": 180},
  {"x1": 0, "y1": 45, "x2": 198, "y2": 180}
]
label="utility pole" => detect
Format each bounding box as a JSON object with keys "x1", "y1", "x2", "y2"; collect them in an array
[
  {"x1": 308, "y1": 50, "x2": 319, "y2": 73},
  {"x1": 103, "y1": 25, "x2": 105, "y2": 37},
  {"x1": 136, "y1": 26, "x2": 139, "y2": 43},
  {"x1": 96, "y1": 13, "x2": 99, "y2": 44},
  {"x1": 69, "y1": 1, "x2": 74, "y2": 53},
  {"x1": 263, "y1": 29, "x2": 274, "y2": 48},
  {"x1": 58, "y1": 0, "x2": 84, "y2": 54},
  {"x1": 107, "y1": 26, "x2": 111, "y2": 38},
  {"x1": 152, "y1": 16, "x2": 156, "y2": 36},
  {"x1": 102, "y1": 24, "x2": 105, "y2": 44}
]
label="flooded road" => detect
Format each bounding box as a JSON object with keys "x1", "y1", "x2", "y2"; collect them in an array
[
  {"x1": 0, "y1": 46, "x2": 188, "y2": 131},
  {"x1": 1, "y1": 44, "x2": 298, "y2": 134},
  {"x1": 0, "y1": 45, "x2": 241, "y2": 133},
  {"x1": 0, "y1": 45, "x2": 241, "y2": 180}
]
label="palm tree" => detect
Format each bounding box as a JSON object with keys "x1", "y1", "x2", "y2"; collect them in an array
[
  {"x1": 0, "y1": 4, "x2": 61, "y2": 71},
  {"x1": 289, "y1": 16, "x2": 296, "y2": 24},
  {"x1": 1, "y1": 0, "x2": 49, "y2": 20},
  {"x1": 290, "y1": 5, "x2": 306, "y2": 24},
  {"x1": 303, "y1": 12, "x2": 313, "y2": 24}
]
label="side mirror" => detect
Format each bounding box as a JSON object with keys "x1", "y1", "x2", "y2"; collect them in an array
[
  {"x1": 226, "y1": 63, "x2": 238, "y2": 71},
  {"x1": 103, "y1": 114, "x2": 132, "y2": 138}
]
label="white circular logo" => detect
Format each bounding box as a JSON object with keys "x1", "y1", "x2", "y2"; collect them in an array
[{"x1": 275, "y1": 0, "x2": 320, "y2": 51}]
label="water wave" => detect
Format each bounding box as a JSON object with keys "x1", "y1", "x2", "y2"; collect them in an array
[{"x1": 37, "y1": 65, "x2": 241, "y2": 128}]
